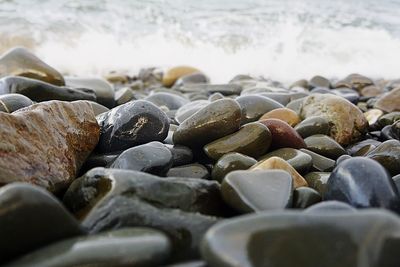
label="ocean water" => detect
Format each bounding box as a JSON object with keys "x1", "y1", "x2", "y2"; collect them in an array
[{"x1": 1, "y1": 0, "x2": 400, "y2": 84}]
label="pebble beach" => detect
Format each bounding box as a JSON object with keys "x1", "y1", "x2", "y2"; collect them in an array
[{"x1": 0, "y1": 45, "x2": 399, "y2": 267}]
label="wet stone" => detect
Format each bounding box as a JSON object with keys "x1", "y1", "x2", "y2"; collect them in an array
[
  {"x1": 0, "y1": 183, "x2": 83, "y2": 264},
  {"x1": 259, "y1": 107, "x2": 301, "y2": 126},
  {"x1": 335, "y1": 73, "x2": 374, "y2": 91},
  {"x1": 259, "y1": 118, "x2": 306, "y2": 149},
  {"x1": 97, "y1": 100, "x2": 170, "y2": 152},
  {"x1": 221, "y1": 170, "x2": 293, "y2": 213},
  {"x1": 0, "y1": 93, "x2": 33, "y2": 113},
  {"x1": 88, "y1": 101, "x2": 109, "y2": 116},
  {"x1": 294, "y1": 116, "x2": 330, "y2": 138},
  {"x1": 173, "y1": 99, "x2": 242, "y2": 148},
  {"x1": 300, "y1": 148, "x2": 336, "y2": 172},
  {"x1": 304, "y1": 134, "x2": 347, "y2": 160},
  {"x1": 325, "y1": 157, "x2": 400, "y2": 212},
  {"x1": 292, "y1": 186, "x2": 322, "y2": 209},
  {"x1": 236, "y1": 95, "x2": 284, "y2": 124},
  {"x1": 167, "y1": 163, "x2": 210, "y2": 179},
  {"x1": 374, "y1": 87, "x2": 400, "y2": 113},
  {"x1": 346, "y1": 139, "x2": 381, "y2": 156},
  {"x1": 204, "y1": 122, "x2": 271, "y2": 161},
  {"x1": 166, "y1": 144, "x2": 194, "y2": 167},
  {"x1": 145, "y1": 92, "x2": 190, "y2": 110},
  {"x1": 259, "y1": 148, "x2": 312, "y2": 174},
  {"x1": 366, "y1": 140, "x2": 400, "y2": 176},
  {"x1": 304, "y1": 172, "x2": 330, "y2": 197},
  {"x1": 211, "y1": 152, "x2": 257, "y2": 183},
  {"x1": 5, "y1": 228, "x2": 171, "y2": 267},
  {"x1": 110, "y1": 141, "x2": 173, "y2": 176},
  {"x1": 364, "y1": 109, "x2": 384, "y2": 125}
]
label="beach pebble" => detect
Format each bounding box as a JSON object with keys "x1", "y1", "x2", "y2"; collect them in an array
[
  {"x1": 211, "y1": 152, "x2": 257, "y2": 183},
  {"x1": 145, "y1": 92, "x2": 189, "y2": 110},
  {"x1": 258, "y1": 107, "x2": 301, "y2": 126},
  {"x1": 292, "y1": 186, "x2": 322, "y2": 209},
  {"x1": 259, "y1": 148, "x2": 312, "y2": 174},
  {"x1": 366, "y1": 140, "x2": 400, "y2": 176},
  {"x1": 167, "y1": 163, "x2": 210, "y2": 179},
  {"x1": 0, "y1": 93, "x2": 33, "y2": 112},
  {"x1": 163, "y1": 66, "x2": 202, "y2": 87},
  {"x1": 304, "y1": 134, "x2": 347, "y2": 160},
  {"x1": 309, "y1": 75, "x2": 331, "y2": 88},
  {"x1": 259, "y1": 118, "x2": 306, "y2": 149},
  {"x1": 304, "y1": 172, "x2": 330, "y2": 197},
  {"x1": 236, "y1": 95, "x2": 284, "y2": 124},
  {"x1": 374, "y1": 87, "x2": 400, "y2": 113}
]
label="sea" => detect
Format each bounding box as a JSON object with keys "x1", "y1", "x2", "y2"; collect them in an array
[{"x1": 1, "y1": 0, "x2": 400, "y2": 84}]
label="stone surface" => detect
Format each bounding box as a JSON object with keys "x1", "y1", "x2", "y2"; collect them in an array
[
  {"x1": 5, "y1": 228, "x2": 171, "y2": 267},
  {"x1": 378, "y1": 112, "x2": 400, "y2": 127},
  {"x1": 0, "y1": 76, "x2": 96, "y2": 102},
  {"x1": 258, "y1": 118, "x2": 306, "y2": 149},
  {"x1": 259, "y1": 107, "x2": 301, "y2": 126},
  {"x1": 325, "y1": 157, "x2": 400, "y2": 212},
  {"x1": 364, "y1": 109, "x2": 383, "y2": 125},
  {"x1": 63, "y1": 168, "x2": 222, "y2": 260},
  {"x1": 211, "y1": 152, "x2": 257, "y2": 183},
  {"x1": 167, "y1": 144, "x2": 194, "y2": 167},
  {"x1": 366, "y1": 140, "x2": 400, "y2": 176},
  {"x1": 167, "y1": 163, "x2": 210, "y2": 179},
  {"x1": 304, "y1": 134, "x2": 347, "y2": 160},
  {"x1": 97, "y1": 100, "x2": 170, "y2": 152},
  {"x1": 259, "y1": 148, "x2": 313, "y2": 174},
  {"x1": 110, "y1": 141, "x2": 173, "y2": 176},
  {"x1": 293, "y1": 186, "x2": 321, "y2": 209},
  {"x1": 335, "y1": 73, "x2": 374, "y2": 91},
  {"x1": 251, "y1": 156, "x2": 308, "y2": 188},
  {"x1": 236, "y1": 95, "x2": 284, "y2": 124},
  {"x1": 175, "y1": 100, "x2": 209, "y2": 124},
  {"x1": 294, "y1": 116, "x2": 330, "y2": 138},
  {"x1": 145, "y1": 92, "x2": 189, "y2": 110},
  {"x1": 0, "y1": 93, "x2": 33, "y2": 113},
  {"x1": 0, "y1": 47, "x2": 65, "y2": 86},
  {"x1": 300, "y1": 148, "x2": 335, "y2": 172},
  {"x1": 0, "y1": 183, "x2": 83, "y2": 264},
  {"x1": 163, "y1": 66, "x2": 201, "y2": 87},
  {"x1": 374, "y1": 88, "x2": 400, "y2": 113},
  {"x1": 309, "y1": 75, "x2": 331, "y2": 88},
  {"x1": 304, "y1": 172, "x2": 330, "y2": 197},
  {"x1": 300, "y1": 94, "x2": 368, "y2": 146},
  {"x1": 179, "y1": 84, "x2": 242, "y2": 96},
  {"x1": 305, "y1": 200, "x2": 356, "y2": 213},
  {"x1": 204, "y1": 122, "x2": 271, "y2": 161},
  {"x1": 0, "y1": 100, "x2": 100, "y2": 192},
  {"x1": 221, "y1": 170, "x2": 293, "y2": 213},
  {"x1": 346, "y1": 139, "x2": 381, "y2": 156},
  {"x1": 382, "y1": 121, "x2": 400, "y2": 141},
  {"x1": 173, "y1": 99, "x2": 241, "y2": 148}
]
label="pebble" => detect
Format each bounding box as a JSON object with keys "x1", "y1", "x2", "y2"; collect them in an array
[
  {"x1": 294, "y1": 116, "x2": 330, "y2": 138},
  {"x1": 304, "y1": 134, "x2": 347, "y2": 160},
  {"x1": 374, "y1": 87, "x2": 400, "y2": 113},
  {"x1": 167, "y1": 163, "x2": 210, "y2": 179},
  {"x1": 0, "y1": 93, "x2": 33, "y2": 113},
  {"x1": 292, "y1": 186, "x2": 322, "y2": 209},
  {"x1": 309, "y1": 75, "x2": 331, "y2": 88},
  {"x1": 259, "y1": 118, "x2": 306, "y2": 149},
  {"x1": 304, "y1": 172, "x2": 330, "y2": 197},
  {"x1": 258, "y1": 107, "x2": 301, "y2": 126},
  {"x1": 145, "y1": 92, "x2": 190, "y2": 110},
  {"x1": 211, "y1": 152, "x2": 257, "y2": 183},
  {"x1": 366, "y1": 140, "x2": 400, "y2": 176},
  {"x1": 259, "y1": 148, "x2": 312, "y2": 174},
  {"x1": 163, "y1": 66, "x2": 201, "y2": 87},
  {"x1": 300, "y1": 149, "x2": 336, "y2": 171},
  {"x1": 236, "y1": 95, "x2": 284, "y2": 124}
]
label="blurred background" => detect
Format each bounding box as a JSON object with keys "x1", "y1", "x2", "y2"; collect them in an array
[{"x1": 1, "y1": 0, "x2": 400, "y2": 83}]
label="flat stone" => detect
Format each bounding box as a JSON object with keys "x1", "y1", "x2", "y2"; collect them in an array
[
  {"x1": 174, "y1": 72, "x2": 209, "y2": 87},
  {"x1": 259, "y1": 148, "x2": 313, "y2": 174},
  {"x1": 251, "y1": 156, "x2": 308, "y2": 188},
  {"x1": 0, "y1": 93, "x2": 33, "y2": 113},
  {"x1": 304, "y1": 172, "x2": 331, "y2": 197},
  {"x1": 211, "y1": 152, "x2": 257, "y2": 183},
  {"x1": 0, "y1": 76, "x2": 96, "y2": 102},
  {"x1": 0, "y1": 100, "x2": 100, "y2": 192},
  {"x1": 97, "y1": 100, "x2": 170, "y2": 152},
  {"x1": 110, "y1": 142, "x2": 173, "y2": 176},
  {"x1": 325, "y1": 157, "x2": 400, "y2": 212},
  {"x1": 63, "y1": 168, "x2": 222, "y2": 260},
  {"x1": 167, "y1": 164, "x2": 209, "y2": 179},
  {"x1": 294, "y1": 116, "x2": 330, "y2": 138},
  {"x1": 374, "y1": 88, "x2": 400, "y2": 113},
  {"x1": 204, "y1": 122, "x2": 271, "y2": 161},
  {"x1": 221, "y1": 170, "x2": 293, "y2": 213},
  {"x1": 304, "y1": 134, "x2": 347, "y2": 160},
  {"x1": 259, "y1": 107, "x2": 300, "y2": 126},
  {"x1": 201, "y1": 210, "x2": 400, "y2": 267},
  {"x1": 366, "y1": 140, "x2": 400, "y2": 176},
  {"x1": 300, "y1": 149, "x2": 336, "y2": 172},
  {"x1": 173, "y1": 99, "x2": 241, "y2": 148},
  {"x1": 258, "y1": 119, "x2": 306, "y2": 149},
  {"x1": 236, "y1": 95, "x2": 284, "y2": 124},
  {"x1": 300, "y1": 94, "x2": 368, "y2": 146},
  {"x1": 0, "y1": 183, "x2": 83, "y2": 264},
  {"x1": 4, "y1": 228, "x2": 171, "y2": 267},
  {"x1": 0, "y1": 47, "x2": 65, "y2": 86}
]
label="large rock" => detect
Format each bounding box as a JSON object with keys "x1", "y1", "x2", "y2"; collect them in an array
[
  {"x1": 0, "y1": 100, "x2": 100, "y2": 192},
  {"x1": 0, "y1": 47, "x2": 65, "y2": 86},
  {"x1": 374, "y1": 88, "x2": 400, "y2": 113},
  {"x1": 0, "y1": 183, "x2": 83, "y2": 264},
  {"x1": 299, "y1": 94, "x2": 368, "y2": 146}
]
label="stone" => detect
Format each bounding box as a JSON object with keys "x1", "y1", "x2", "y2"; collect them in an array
[
  {"x1": 290, "y1": 79, "x2": 308, "y2": 89},
  {"x1": 304, "y1": 134, "x2": 347, "y2": 160},
  {"x1": 259, "y1": 148, "x2": 312, "y2": 174},
  {"x1": 4, "y1": 228, "x2": 171, "y2": 267},
  {"x1": 304, "y1": 172, "x2": 330, "y2": 197},
  {"x1": 378, "y1": 112, "x2": 400, "y2": 127},
  {"x1": 0, "y1": 93, "x2": 33, "y2": 113},
  {"x1": 145, "y1": 92, "x2": 189, "y2": 110},
  {"x1": 258, "y1": 119, "x2": 306, "y2": 149},
  {"x1": 174, "y1": 72, "x2": 209, "y2": 86},
  {"x1": 309, "y1": 75, "x2": 331, "y2": 88},
  {"x1": 201, "y1": 210, "x2": 400, "y2": 267},
  {"x1": 258, "y1": 107, "x2": 300, "y2": 127},
  {"x1": 175, "y1": 100, "x2": 209, "y2": 124},
  {"x1": 0, "y1": 100, "x2": 100, "y2": 192},
  {"x1": 293, "y1": 186, "x2": 322, "y2": 209},
  {"x1": 325, "y1": 157, "x2": 400, "y2": 212},
  {"x1": 166, "y1": 145, "x2": 194, "y2": 167},
  {"x1": 334, "y1": 73, "x2": 374, "y2": 91},
  {"x1": 163, "y1": 66, "x2": 201, "y2": 87},
  {"x1": 374, "y1": 88, "x2": 400, "y2": 113},
  {"x1": 211, "y1": 152, "x2": 257, "y2": 183},
  {"x1": 300, "y1": 94, "x2": 368, "y2": 146},
  {"x1": 110, "y1": 142, "x2": 173, "y2": 176},
  {"x1": 364, "y1": 109, "x2": 383, "y2": 125},
  {"x1": 251, "y1": 156, "x2": 308, "y2": 188},
  {"x1": 179, "y1": 84, "x2": 242, "y2": 96},
  {"x1": 165, "y1": 261, "x2": 207, "y2": 267},
  {"x1": 294, "y1": 116, "x2": 331, "y2": 138},
  {"x1": 382, "y1": 121, "x2": 400, "y2": 141},
  {"x1": 63, "y1": 168, "x2": 222, "y2": 260},
  {"x1": 88, "y1": 101, "x2": 109, "y2": 116},
  {"x1": 0, "y1": 183, "x2": 83, "y2": 264},
  {"x1": 305, "y1": 200, "x2": 356, "y2": 213},
  {"x1": 0, "y1": 47, "x2": 65, "y2": 86},
  {"x1": 0, "y1": 76, "x2": 97, "y2": 102},
  {"x1": 366, "y1": 140, "x2": 400, "y2": 176},
  {"x1": 114, "y1": 87, "x2": 135, "y2": 106},
  {"x1": 65, "y1": 76, "x2": 115, "y2": 108},
  {"x1": 221, "y1": 170, "x2": 293, "y2": 213},
  {"x1": 236, "y1": 95, "x2": 284, "y2": 124},
  {"x1": 79, "y1": 152, "x2": 120, "y2": 174},
  {"x1": 361, "y1": 85, "x2": 383, "y2": 97},
  {"x1": 173, "y1": 99, "x2": 241, "y2": 148},
  {"x1": 105, "y1": 72, "x2": 129, "y2": 84},
  {"x1": 300, "y1": 149, "x2": 336, "y2": 172},
  {"x1": 97, "y1": 100, "x2": 170, "y2": 152},
  {"x1": 346, "y1": 139, "x2": 381, "y2": 156},
  {"x1": 167, "y1": 164, "x2": 209, "y2": 179},
  {"x1": 204, "y1": 122, "x2": 271, "y2": 161},
  {"x1": 208, "y1": 92, "x2": 225, "y2": 101}
]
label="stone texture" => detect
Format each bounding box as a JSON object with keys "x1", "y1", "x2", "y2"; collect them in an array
[
  {"x1": 300, "y1": 94, "x2": 368, "y2": 146},
  {"x1": 0, "y1": 93, "x2": 33, "y2": 113},
  {"x1": 163, "y1": 66, "x2": 201, "y2": 87},
  {"x1": 0, "y1": 100, "x2": 100, "y2": 192},
  {"x1": 374, "y1": 88, "x2": 400, "y2": 113},
  {"x1": 259, "y1": 107, "x2": 301, "y2": 126}
]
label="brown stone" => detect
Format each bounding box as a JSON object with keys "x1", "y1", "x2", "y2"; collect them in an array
[
  {"x1": 251, "y1": 156, "x2": 308, "y2": 188},
  {"x1": 0, "y1": 101, "x2": 100, "y2": 192},
  {"x1": 162, "y1": 66, "x2": 201, "y2": 87},
  {"x1": 361, "y1": 85, "x2": 383, "y2": 97},
  {"x1": 259, "y1": 108, "x2": 301, "y2": 127},
  {"x1": 334, "y1": 73, "x2": 374, "y2": 91},
  {"x1": 374, "y1": 88, "x2": 400, "y2": 113},
  {"x1": 0, "y1": 47, "x2": 65, "y2": 86},
  {"x1": 300, "y1": 94, "x2": 368, "y2": 146}
]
